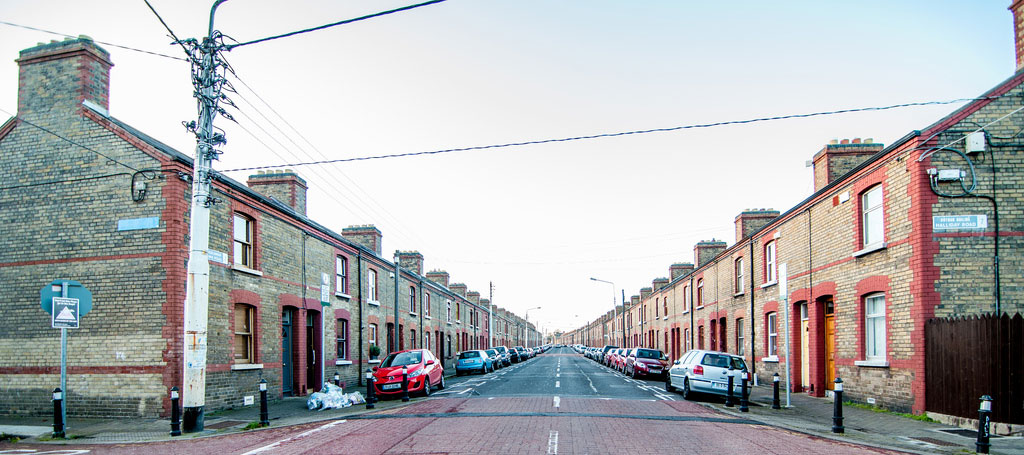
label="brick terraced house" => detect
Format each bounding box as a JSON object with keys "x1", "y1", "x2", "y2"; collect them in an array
[
  {"x1": 564, "y1": 3, "x2": 1024, "y2": 421},
  {"x1": 0, "y1": 37, "x2": 538, "y2": 417}
]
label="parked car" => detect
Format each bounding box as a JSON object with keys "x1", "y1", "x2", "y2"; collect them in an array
[
  {"x1": 485, "y1": 349, "x2": 502, "y2": 369},
  {"x1": 604, "y1": 348, "x2": 621, "y2": 368},
  {"x1": 613, "y1": 348, "x2": 630, "y2": 372},
  {"x1": 514, "y1": 346, "x2": 530, "y2": 360},
  {"x1": 372, "y1": 349, "x2": 444, "y2": 397},
  {"x1": 509, "y1": 347, "x2": 522, "y2": 363},
  {"x1": 598, "y1": 345, "x2": 619, "y2": 364},
  {"x1": 456, "y1": 350, "x2": 494, "y2": 376},
  {"x1": 666, "y1": 349, "x2": 747, "y2": 400},
  {"x1": 493, "y1": 346, "x2": 512, "y2": 366},
  {"x1": 624, "y1": 348, "x2": 670, "y2": 379}
]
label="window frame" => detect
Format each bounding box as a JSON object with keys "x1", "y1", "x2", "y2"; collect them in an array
[
  {"x1": 336, "y1": 318, "x2": 349, "y2": 360},
  {"x1": 233, "y1": 303, "x2": 255, "y2": 364},
  {"x1": 368, "y1": 323, "x2": 378, "y2": 347},
  {"x1": 368, "y1": 269, "x2": 378, "y2": 303},
  {"x1": 736, "y1": 318, "x2": 745, "y2": 356},
  {"x1": 862, "y1": 185, "x2": 884, "y2": 248},
  {"x1": 696, "y1": 279, "x2": 704, "y2": 307},
  {"x1": 767, "y1": 312, "x2": 778, "y2": 357},
  {"x1": 764, "y1": 241, "x2": 777, "y2": 284},
  {"x1": 424, "y1": 293, "x2": 431, "y2": 317},
  {"x1": 735, "y1": 257, "x2": 745, "y2": 294},
  {"x1": 864, "y1": 293, "x2": 886, "y2": 361},
  {"x1": 335, "y1": 255, "x2": 348, "y2": 295},
  {"x1": 409, "y1": 286, "x2": 417, "y2": 314},
  {"x1": 446, "y1": 300, "x2": 452, "y2": 323},
  {"x1": 233, "y1": 213, "x2": 255, "y2": 269}
]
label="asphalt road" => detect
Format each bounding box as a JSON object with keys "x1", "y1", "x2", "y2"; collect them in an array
[{"x1": 0, "y1": 347, "x2": 904, "y2": 454}]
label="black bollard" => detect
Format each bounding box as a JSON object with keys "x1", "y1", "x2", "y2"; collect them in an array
[
  {"x1": 976, "y1": 395, "x2": 992, "y2": 454},
  {"x1": 365, "y1": 369, "x2": 376, "y2": 409},
  {"x1": 401, "y1": 366, "x2": 410, "y2": 402},
  {"x1": 334, "y1": 372, "x2": 341, "y2": 387},
  {"x1": 52, "y1": 387, "x2": 65, "y2": 438},
  {"x1": 725, "y1": 370, "x2": 735, "y2": 407},
  {"x1": 170, "y1": 387, "x2": 181, "y2": 436},
  {"x1": 739, "y1": 371, "x2": 749, "y2": 413},
  {"x1": 772, "y1": 373, "x2": 781, "y2": 409},
  {"x1": 832, "y1": 378, "x2": 844, "y2": 434},
  {"x1": 259, "y1": 379, "x2": 269, "y2": 427}
]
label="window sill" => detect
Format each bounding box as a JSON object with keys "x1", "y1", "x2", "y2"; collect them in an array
[
  {"x1": 854, "y1": 359, "x2": 889, "y2": 368},
  {"x1": 368, "y1": 359, "x2": 381, "y2": 364},
  {"x1": 231, "y1": 363, "x2": 264, "y2": 371},
  {"x1": 335, "y1": 292, "x2": 351, "y2": 300},
  {"x1": 853, "y1": 242, "x2": 887, "y2": 258},
  {"x1": 424, "y1": 316, "x2": 432, "y2": 320},
  {"x1": 761, "y1": 356, "x2": 779, "y2": 363},
  {"x1": 335, "y1": 360, "x2": 353, "y2": 366},
  {"x1": 409, "y1": 312, "x2": 418, "y2": 317},
  {"x1": 231, "y1": 265, "x2": 263, "y2": 277},
  {"x1": 734, "y1": 291, "x2": 745, "y2": 297},
  {"x1": 368, "y1": 300, "x2": 380, "y2": 307},
  {"x1": 760, "y1": 280, "x2": 777, "y2": 289}
]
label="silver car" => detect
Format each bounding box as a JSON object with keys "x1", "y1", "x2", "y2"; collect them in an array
[{"x1": 666, "y1": 349, "x2": 748, "y2": 400}]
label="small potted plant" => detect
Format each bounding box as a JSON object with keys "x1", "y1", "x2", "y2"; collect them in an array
[{"x1": 369, "y1": 344, "x2": 381, "y2": 361}]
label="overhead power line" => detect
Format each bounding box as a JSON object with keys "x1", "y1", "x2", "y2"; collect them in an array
[
  {"x1": 221, "y1": 97, "x2": 987, "y2": 173},
  {"x1": 0, "y1": 20, "x2": 187, "y2": 61},
  {"x1": 224, "y1": 0, "x2": 448, "y2": 49}
]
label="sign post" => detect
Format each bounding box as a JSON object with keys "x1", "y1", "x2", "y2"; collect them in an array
[
  {"x1": 40, "y1": 280, "x2": 92, "y2": 431},
  {"x1": 779, "y1": 263, "x2": 791, "y2": 408}
]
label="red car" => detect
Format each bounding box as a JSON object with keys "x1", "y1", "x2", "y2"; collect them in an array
[
  {"x1": 624, "y1": 348, "x2": 669, "y2": 379},
  {"x1": 372, "y1": 349, "x2": 445, "y2": 397},
  {"x1": 613, "y1": 348, "x2": 630, "y2": 373}
]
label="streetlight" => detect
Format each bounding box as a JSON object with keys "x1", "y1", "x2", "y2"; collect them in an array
[
  {"x1": 590, "y1": 277, "x2": 624, "y2": 347},
  {"x1": 524, "y1": 306, "x2": 541, "y2": 348}
]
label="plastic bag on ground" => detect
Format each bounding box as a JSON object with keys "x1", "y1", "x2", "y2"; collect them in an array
[{"x1": 347, "y1": 391, "x2": 365, "y2": 405}]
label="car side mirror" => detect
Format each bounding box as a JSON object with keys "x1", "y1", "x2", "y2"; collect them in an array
[
  {"x1": 426, "y1": 360, "x2": 435, "y2": 365},
  {"x1": 372, "y1": 366, "x2": 379, "y2": 371},
  {"x1": 673, "y1": 360, "x2": 680, "y2": 365}
]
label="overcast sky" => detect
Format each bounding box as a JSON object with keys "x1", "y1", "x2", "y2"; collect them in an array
[{"x1": 0, "y1": 1, "x2": 1016, "y2": 334}]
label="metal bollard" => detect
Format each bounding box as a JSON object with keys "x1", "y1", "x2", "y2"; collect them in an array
[
  {"x1": 52, "y1": 387, "x2": 65, "y2": 438},
  {"x1": 832, "y1": 378, "x2": 844, "y2": 434},
  {"x1": 976, "y1": 395, "x2": 992, "y2": 454},
  {"x1": 334, "y1": 372, "x2": 341, "y2": 387},
  {"x1": 365, "y1": 369, "x2": 375, "y2": 409},
  {"x1": 725, "y1": 370, "x2": 735, "y2": 407},
  {"x1": 401, "y1": 366, "x2": 410, "y2": 402},
  {"x1": 170, "y1": 387, "x2": 181, "y2": 436},
  {"x1": 259, "y1": 379, "x2": 269, "y2": 427},
  {"x1": 739, "y1": 371, "x2": 749, "y2": 413},
  {"x1": 772, "y1": 373, "x2": 781, "y2": 409}
]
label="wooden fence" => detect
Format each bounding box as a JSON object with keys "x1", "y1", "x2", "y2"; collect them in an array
[{"x1": 925, "y1": 313, "x2": 1023, "y2": 424}]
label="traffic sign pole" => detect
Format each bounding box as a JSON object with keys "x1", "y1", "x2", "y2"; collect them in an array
[{"x1": 60, "y1": 281, "x2": 68, "y2": 431}]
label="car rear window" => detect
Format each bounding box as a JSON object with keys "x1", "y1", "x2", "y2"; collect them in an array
[
  {"x1": 459, "y1": 351, "x2": 480, "y2": 359},
  {"x1": 700, "y1": 353, "x2": 746, "y2": 370},
  {"x1": 486, "y1": 350, "x2": 497, "y2": 357},
  {"x1": 637, "y1": 349, "x2": 662, "y2": 359}
]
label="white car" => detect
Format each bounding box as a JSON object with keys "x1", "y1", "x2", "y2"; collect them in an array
[{"x1": 666, "y1": 349, "x2": 748, "y2": 400}]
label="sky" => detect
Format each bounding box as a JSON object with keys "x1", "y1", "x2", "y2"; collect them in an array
[{"x1": 0, "y1": 1, "x2": 1017, "y2": 335}]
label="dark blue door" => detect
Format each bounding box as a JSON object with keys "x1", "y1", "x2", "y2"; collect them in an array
[{"x1": 282, "y1": 309, "x2": 293, "y2": 395}]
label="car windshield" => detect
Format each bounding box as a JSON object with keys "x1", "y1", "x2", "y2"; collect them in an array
[
  {"x1": 636, "y1": 349, "x2": 662, "y2": 359},
  {"x1": 459, "y1": 351, "x2": 481, "y2": 359},
  {"x1": 382, "y1": 351, "x2": 423, "y2": 367},
  {"x1": 700, "y1": 353, "x2": 746, "y2": 370},
  {"x1": 486, "y1": 350, "x2": 498, "y2": 357}
]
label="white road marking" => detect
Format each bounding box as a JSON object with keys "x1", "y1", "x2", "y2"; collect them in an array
[
  {"x1": 547, "y1": 430, "x2": 559, "y2": 454},
  {"x1": 555, "y1": 381, "x2": 560, "y2": 388},
  {"x1": 556, "y1": 373, "x2": 560, "y2": 378},
  {"x1": 242, "y1": 420, "x2": 346, "y2": 454},
  {"x1": 553, "y1": 396, "x2": 560, "y2": 408},
  {"x1": 488, "y1": 397, "x2": 495, "y2": 400}
]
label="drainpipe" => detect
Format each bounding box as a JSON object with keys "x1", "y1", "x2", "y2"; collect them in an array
[
  {"x1": 749, "y1": 240, "x2": 756, "y2": 380},
  {"x1": 419, "y1": 279, "x2": 424, "y2": 350},
  {"x1": 356, "y1": 251, "x2": 363, "y2": 386},
  {"x1": 689, "y1": 276, "x2": 695, "y2": 350},
  {"x1": 393, "y1": 251, "x2": 400, "y2": 354}
]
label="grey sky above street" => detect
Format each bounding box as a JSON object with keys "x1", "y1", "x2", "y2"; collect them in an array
[{"x1": 0, "y1": 0, "x2": 1015, "y2": 333}]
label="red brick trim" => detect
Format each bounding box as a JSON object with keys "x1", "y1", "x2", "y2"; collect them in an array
[
  {"x1": 159, "y1": 165, "x2": 190, "y2": 417},
  {"x1": 230, "y1": 290, "x2": 262, "y2": 364},
  {"x1": 0, "y1": 117, "x2": 18, "y2": 142},
  {"x1": 0, "y1": 366, "x2": 164, "y2": 374}
]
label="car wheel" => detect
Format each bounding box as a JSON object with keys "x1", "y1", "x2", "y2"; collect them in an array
[
  {"x1": 631, "y1": 367, "x2": 638, "y2": 379},
  {"x1": 439, "y1": 374, "x2": 446, "y2": 390},
  {"x1": 424, "y1": 379, "x2": 433, "y2": 397},
  {"x1": 681, "y1": 378, "x2": 693, "y2": 401},
  {"x1": 456, "y1": 370, "x2": 461, "y2": 377},
  {"x1": 665, "y1": 375, "x2": 675, "y2": 393}
]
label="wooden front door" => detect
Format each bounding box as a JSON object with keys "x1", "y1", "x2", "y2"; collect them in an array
[{"x1": 824, "y1": 298, "x2": 836, "y2": 390}]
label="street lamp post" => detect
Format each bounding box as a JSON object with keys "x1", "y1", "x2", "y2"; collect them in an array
[
  {"x1": 525, "y1": 306, "x2": 541, "y2": 348},
  {"x1": 590, "y1": 278, "x2": 623, "y2": 347}
]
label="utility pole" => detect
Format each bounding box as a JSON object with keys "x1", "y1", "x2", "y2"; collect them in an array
[
  {"x1": 488, "y1": 282, "x2": 494, "y2": 348},
  {"x1": 394, "y1": 251, "x2": 401, "y2": 353},
  {"x1": 621, "y1": 289, "x2": 626, "y2": 347},
  {"x1": 181, "y1": 0, "x2": 229, "y2": 433}
]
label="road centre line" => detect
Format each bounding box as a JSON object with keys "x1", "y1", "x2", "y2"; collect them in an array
[
  {"x1": 553, "y1": 396, "x2": 560, "y2": 408},
  {"x1": 547, "y1": 430, "x2": 559, "y2": 454},
  {"x1": 555, "y1": 381, "x2": 560, "y2": 388},
  {"x1": 242, "y1": 420, "x2": 346, "y2": 454},
  {"x1": 343, "y1": 412, "x2": 765, "y2": 425}
]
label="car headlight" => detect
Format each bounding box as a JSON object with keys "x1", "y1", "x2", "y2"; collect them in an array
[{"x1": 408, "y1": 369, "x2": 424, "y2": 378}]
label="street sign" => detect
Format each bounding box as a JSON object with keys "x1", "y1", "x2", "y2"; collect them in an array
[
  {"x1": 40, "y1": 280, "x2": 92, "y2": 316},
  {"x1": 320, "y1": 273, "x2": 330, "y2": 306},
  {"x1": 52, "y1": 297, "x2": 80, "y2": 329}
]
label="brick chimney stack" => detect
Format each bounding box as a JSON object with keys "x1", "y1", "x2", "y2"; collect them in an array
[
  {"x1": 652, "y1": 278, "x2": 669, "y2": 291},
  {"x1": 639, "y1": 287, "x2": 653, "y2": 300},
  {"x1": 342, "y1": 225, "x2": 382, "y2": 255},
  {"x1": 449, "y1": 283, "x2": 468, "y2": 297},
  {"x1": 397, "y1": 251, "x2": 424, "y2": 275},
  {"x1": 735, "y1": 209, "x2": 780, "y2": 242},
  {"x1": 694, "y1": 239, "x2": 727, "y2": 267},
  {"x1": 17, "y1": 36, "x2": 112, "y2": 119},
  {"x1": 426, "y1": 270, "x2": 449, "y2": 287},
  {"x1": 669, "y1": 263, "x2": 694, "y2": 280},
  {"x1": 812, "y1": 138, "x2": 884, "y2": 192},
  {"x1": 1012, "y1": 1, "x2": 1024, "y2": 70},
  {"x1": 247, "y1": 170, "x2": 308, "y2": 215}
]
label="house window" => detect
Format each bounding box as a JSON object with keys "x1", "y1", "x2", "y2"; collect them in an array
[
  {"x1": 735, "y1": 257, "x2": 744, "y2": 293},
  {"x1": 368, "y1": 269, "x2": 378, "y2": 302},
  {"x1": 865, "y1": 294, "x2": 886, "y2": 360},
  {"x1": 655, "y1": 298, "x2": 659, "y2": 318},
  {"x1": 683, "y1": 285, "x2": 689, "y2": 311},
  {"x1": 767, "y1": 312, "x2": 778, "y2": 356},
  {"x1": 335, "y1": 256, "x2": 348, "y2": 294},
  {"x1": 697, "y1": 279, "x2": 704, "y2": 307},
  {"x1": 336, "y1": 318, "x2": 349, "y2": 360},
  {"x1": 456, "y1": 302, "x2": 461, "y2": 322},
  {"x1": 446, "y1": 300, "x2": 452, "y2": 322},
  {"x1": 684, "y1": 328, "x2": 691, "y2": 351},
  {"x1": 409, "y1": 286, "x2": 416, "y2": 313},
  {"x1": 698, "y1": 325, "x2": 705, "y2": 350},
  {"x1": 663, "y1": 297, "x2": 668, "y2": 316},
  {"x1": 424, "y1": 293, "x2": 431, "y2": 317},
  {"x1": 233, "y1": 214, "x2": 255, "y2": 268},
  {"x1": 862, "y1": 185, "x2": 884, "y2": 248},
  {"x1": 368, "y1": 323, "x2": 378, "y2": 347},
  {"x1": 410, "y1": 329, "x2": 416, "y2": 349},
  {"x1": 736, "y1": 318, "x2": 745, "y2": 356},
  {"x1": 446, "y1": 335, "x2": 452, "y2": 357},
  {"x1": 233, "y1": 304, "x2": 255, "y2": 364},
  {"x1": 765, "y1": 241, "x2": 776, "y2": 283},
  {"x1": 424, "y1": 332, "x2": 430, "y2": 352}
]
